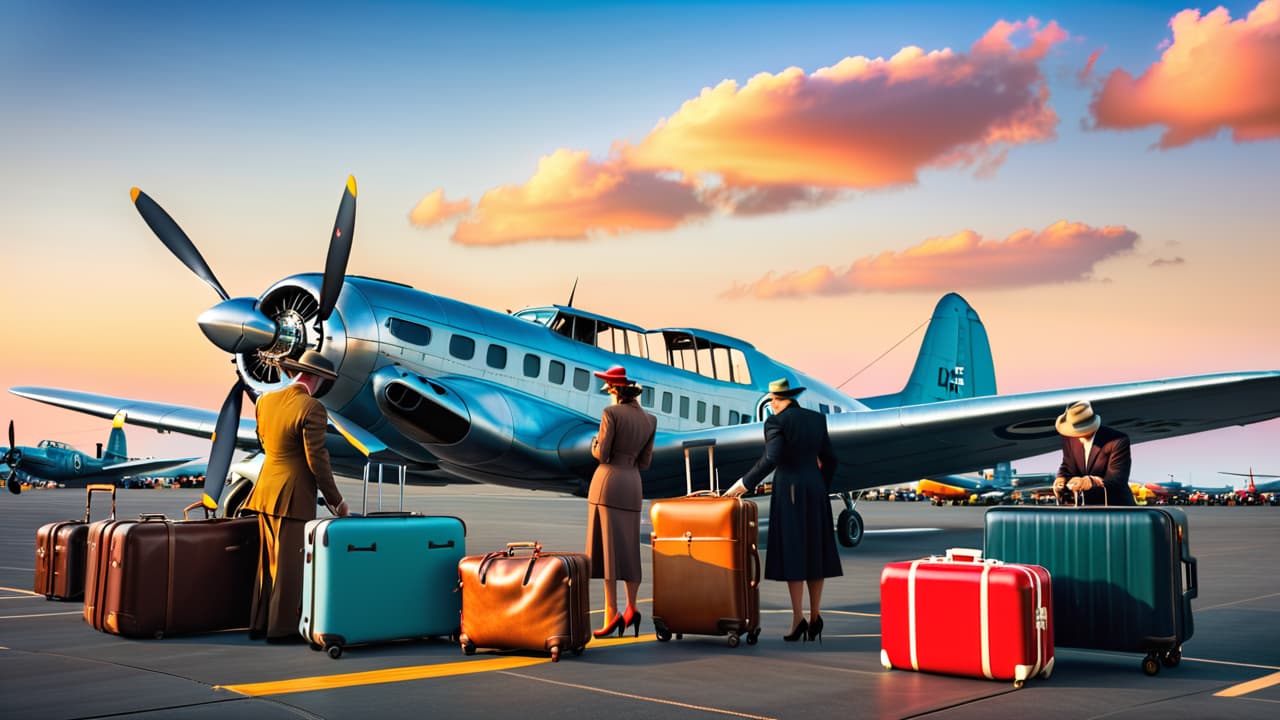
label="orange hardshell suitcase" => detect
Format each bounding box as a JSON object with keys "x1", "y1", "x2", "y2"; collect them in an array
[{"x1": 649, "y1": 439, "x2": 761, "y2": 647}]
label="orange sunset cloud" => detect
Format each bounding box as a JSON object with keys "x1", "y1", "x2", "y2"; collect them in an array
[
  {"x1": 409, "y1": 189, "x2": 472, "y2": 227},
  {"x1": 450, "y1": 149, "x2": 711, "y2": 245},
  {"x1": 724, "y1": 220, "x2": 1139, "y2": 298},
  {"x1": 433, "y1": 18, "x2": 1069, "y2": 245},
  {"x1": 1090, "y1": 0, "x2": 1280, "y2": 148}
]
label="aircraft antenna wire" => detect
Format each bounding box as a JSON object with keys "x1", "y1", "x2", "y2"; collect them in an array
[{"x1": 835, "y1": 319, "x2": 928, "y2": 390}]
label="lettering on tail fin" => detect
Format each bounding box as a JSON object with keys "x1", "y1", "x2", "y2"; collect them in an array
[{"x1": 937, "y1": 366, "x2": 966, "y2": 395}]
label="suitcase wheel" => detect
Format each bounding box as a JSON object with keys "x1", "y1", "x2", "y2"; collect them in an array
[
  {"x1": 462, "y1": 639, "x2": 476, "y2": 656},
  {"x1": 676, "y1": 633, "x2": 683, "y2": 640},
  {"x1": 572, "y1": 646, "x2": 584, "y2": 657},
  {"x1": 309, "y1": 643, "x2": 323, "y2": 652},
  {"x1": 727, "y1": 634, "x2": 740, "y2": 648},
  {"x1": 1142, "y1": 653, "x2": 1160, "y2": 676},
  {"x1": 550, "y1": 645, "x2": 560, "y2": 662},
  {"x1": 654, "y1": 620, "x2": 672, "y2": 642},
  {"x1": 326, "y1": 644, "x2": 343, "y2": 660},
  {"x1": 1013, "y1": 680, "x2": 1025, "y2": 690},
  {"x1": 1161, "y1": 647, "x2": 1182, "y2": 668},
  {"x1": 746, "y1": 628, "x2": 760, "y2": 646}
]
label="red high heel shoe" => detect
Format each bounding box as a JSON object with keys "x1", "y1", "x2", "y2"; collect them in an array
[
  {"x1": 621, "y1": 606, "x2": 642, "y2": 638},
  {"x1": 593, "y1": 612, "x2": 623, "y2": 638}
]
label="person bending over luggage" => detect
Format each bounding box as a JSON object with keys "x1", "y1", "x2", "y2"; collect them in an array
[
  {"x1": 726, "y1": 378, "x2": 842, "y2": 643},
  {"x1": 586, "y1": 366, "x2": 657, "y2": 639},
  {"x1": 1051, "y1": 400, "x2": 1135, "y2": 507},
  {"x1": 244, "y1": 350, "x2": 350, "y2": 643}
]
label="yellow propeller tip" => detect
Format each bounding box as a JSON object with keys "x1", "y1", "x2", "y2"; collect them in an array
[
  {"x1": 346, "y1": 176, "x2": 357, "y2": 197},
  {"x1": 129, "y1": 187, "x2": 141, "y2": 203},
  {"x1": 202, "y1": 494, "x2": 218, "y2": 510}
]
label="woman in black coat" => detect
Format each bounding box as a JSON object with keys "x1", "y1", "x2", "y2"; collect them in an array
[{"x1": 726, "y1": 378, "x2": 841, "y2": 643}]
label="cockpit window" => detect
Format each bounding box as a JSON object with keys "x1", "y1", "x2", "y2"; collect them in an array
[
  {"x1": 386, "y1": 317, "x2": 432, "y2": 346},
  {"x1": 513, "y1": 309, "x2": 556, "y2": 326}
]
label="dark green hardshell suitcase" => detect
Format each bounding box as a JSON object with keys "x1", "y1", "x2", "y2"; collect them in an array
[{"x1": 984, "y1": 506, "x2": 1197, "y2": 675}]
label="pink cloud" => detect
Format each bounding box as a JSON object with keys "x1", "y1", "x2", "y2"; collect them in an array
[
  {"x1": 409, "y1": 189, "x2": 472, "y2": 227},
  {"x1": 724, "y1": 220, "x2": 1139, "y2": 298},
  {"x1": 1089, "y1": 0, "x2": 1280, "y2": 148},
  {"x1": 435, "y1": 18, "x2": 1070, "y2": 245},
  {"x1": 1078, "y1": 48, "x2": 1103, "y2": 85},
  {"x1": 450, "y1": 149, "x2": 712, "y2": 245}
]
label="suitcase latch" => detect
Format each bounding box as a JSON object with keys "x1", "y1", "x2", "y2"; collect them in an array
[
  {"x1": 36, "y1": 547, "x2": 45, "y2": 558},
  {"x1": 1035, "y1": 606, "x2": 1047, "y2": 631}
]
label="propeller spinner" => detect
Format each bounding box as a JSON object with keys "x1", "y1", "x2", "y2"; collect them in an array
[{"x1": 129, "y1": 177, "x2": 358, "y2": 512}]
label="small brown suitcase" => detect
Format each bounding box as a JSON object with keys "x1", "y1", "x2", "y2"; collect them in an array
[
  {"x1": 649, "y1": 439, "x2": 761, "y2": 647},
  {"x1": 458, "y1": 542, "x2": 591, "y2": 661},
  {"x1": 83, "y1": 504, "x2": 259, "y2": 638},
  {"x1": 34, "y1": 484, "x2": 117, "y2": 600}
]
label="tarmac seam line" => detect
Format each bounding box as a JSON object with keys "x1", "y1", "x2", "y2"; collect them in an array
[
  {"x1": 499, "y1": 670, "x2": 778, "y2": 720},
  {"x1": 1197, "y1": 591, "x2": 1280, "y2": 612}
]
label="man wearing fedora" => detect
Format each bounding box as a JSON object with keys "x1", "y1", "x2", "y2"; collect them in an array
[
  {"x1": 244, "y1": 350, "x2": 350, "y2": 642},
  {"x1": 1052, "y1": 400, "x2": 1135, "y2": 506},
  {"x1": 726, "y1": 378, "x2": 841, "y2": 643}
]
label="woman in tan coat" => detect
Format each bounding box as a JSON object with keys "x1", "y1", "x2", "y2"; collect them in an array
[{"x1": 586, "y1": 366, "x2": 656, "y2": 638}]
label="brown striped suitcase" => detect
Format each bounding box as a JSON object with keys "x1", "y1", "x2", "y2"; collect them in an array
[
  {"x1": 34, "y1": 484, "x2": 116, "y2": 600},
  {"x1": 83, "y1": 505, "x2": 258, "y2": 638},
  {"x1": 458, "y1": 542, "x2": 591, "y2": 661},
  {"x1": 649, "y1": 440, "x2": 761, "y2": 648}
]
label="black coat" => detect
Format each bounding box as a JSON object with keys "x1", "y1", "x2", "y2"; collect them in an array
[{"x1": 741, "y1": 403, "x2": 843, "y2": 581}]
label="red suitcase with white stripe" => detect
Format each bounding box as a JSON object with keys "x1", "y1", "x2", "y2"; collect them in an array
[{"x1": 880, "y1": 548, "x2": 1054, "y2": 688}]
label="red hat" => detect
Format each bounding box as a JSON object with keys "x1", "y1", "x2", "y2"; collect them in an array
[{"x1": 593, "y1": 365, "x2": 630, "y2": 389}]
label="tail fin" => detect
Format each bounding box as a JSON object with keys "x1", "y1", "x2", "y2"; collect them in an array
[
  {"x1": 859, "y1": 293, "x2": 996, "y2": 408},
  {"x1": 103, "y1": 412, "x2": 128, "y2": 463}
]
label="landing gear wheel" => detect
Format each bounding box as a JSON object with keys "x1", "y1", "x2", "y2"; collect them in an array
[
  {"x1": 727, "y1": 633, "x2": 740, "y2": 648},
  {"x1": 1161, "y1": 647, "x2": 1182, "y2": 668},
  {"x1": 746, "y1": 628, "x2": 760, "y2": 646},
  {"x1": 462, "y1": 640, "x2": 476, "y2": 656},
  {"x1": 837, "y1": 508, "x2": 864, "y2": 548},
  {"x1": 550, "y1": 645, "x2": 561, "y2": 663},
  {"x1": 1142, "y1": 653, "x2": 1160, "y2": 676},
  {"x1": 326, "y1": 644, "x2": 342, "y2": 660}
]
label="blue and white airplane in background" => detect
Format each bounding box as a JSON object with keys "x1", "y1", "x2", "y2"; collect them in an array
[
  {"x1": 11, "y1": 177, "x2": 1280, "y2": 545},
  {"x1": 1, "y1": 414, "x2": 197, "y2": 494}
]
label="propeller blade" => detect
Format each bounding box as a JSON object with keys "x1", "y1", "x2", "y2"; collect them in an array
[
  {"x1": 7, "y1": 419, "x2": 13, "y2": 449},
  {"x1": 6, "y1": 467, "x2": 18, "y2": 495},
  {"x1": 202, "y1": 379, "x2": 246, "y2": 513},
  {"x1": 130, "y1": 188, "x2": 230, "y2": 301},
  {"x1": 317, "y1": 176, "x2": 357, "y2": 324}
]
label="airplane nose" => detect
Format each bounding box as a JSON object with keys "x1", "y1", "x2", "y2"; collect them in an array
[{"x1": 197, "y1": 297, "x2": 278, "y2": 353}]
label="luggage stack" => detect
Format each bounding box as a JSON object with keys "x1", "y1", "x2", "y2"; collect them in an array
[
  {"x1": 457, "y1": 542, "x2": 592, "y2": 662},
  {"x1": 649, "y1": 439, "x2": 761, "y2": 648},
  {"x1": 984, "y1": 505, "x2": 1197, "y2": 675},
  {"x1": 83, "y1": 502, "x2": 259, "y2": 638},
  {"x1": 880, "y1": 548, "x2": 1054, "y2": 688},
  {"x1": 34, "y1": 484, "x2": 116, "y2": 601}
]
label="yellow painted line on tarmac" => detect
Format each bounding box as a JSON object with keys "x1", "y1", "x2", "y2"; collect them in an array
[
  {"x1": 1215, "y1": 670, "x2": 1280, "y2": 698},
  {"x1": 219, "y1": 633, "x2": 658, "y2": 697}
]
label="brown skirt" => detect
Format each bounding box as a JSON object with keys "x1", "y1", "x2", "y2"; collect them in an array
[
  {"x1": 586, "y1": 502, "x2": 641, "y2": 582},
  {"x1": 250, "y1": 514, "x2": 307, "y2": 640}
]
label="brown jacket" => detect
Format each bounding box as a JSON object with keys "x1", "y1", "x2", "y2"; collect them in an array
[
  {"x1": 244, "y1": 384, "x2": 344, "y2": 520},
  {"x1": 588, "y1": 401, "x2": 657, "y2": 511}
]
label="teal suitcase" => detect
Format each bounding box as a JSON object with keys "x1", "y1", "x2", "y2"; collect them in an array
[
  {"x1": 301, "y1": 513, "x2": 466, "y2": 658},
  {"x1": 984, "y1": 506, "x2": 1196, "y2": 675}
]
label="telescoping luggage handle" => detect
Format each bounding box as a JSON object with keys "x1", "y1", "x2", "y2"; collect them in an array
[
  {"x1": 682, "y1": 438, "x2": 719, "y2": 496},
  {"x1": 85, "y1": 483, "x2": 116, "y2": 522},
  {"x1": 360, "y1": 461, "x2": 407, "y2": 515}
]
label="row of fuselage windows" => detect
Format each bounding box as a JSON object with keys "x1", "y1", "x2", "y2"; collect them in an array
[{"x1": 387, "y1": 317, "x2": 757, "y2": 425}]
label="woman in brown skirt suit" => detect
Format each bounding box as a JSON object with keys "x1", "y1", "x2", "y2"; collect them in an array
[{"x1": 586, "y1": 366, "x2": 657, "y2": 638}]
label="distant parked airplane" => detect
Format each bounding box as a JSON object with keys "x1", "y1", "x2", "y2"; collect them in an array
[
  {"x1": 1, "y1": 414, "x2": 197, "y2": 494},
  {"x1": 917, "y1": 462, "x2": 1056, "y2": 504}
]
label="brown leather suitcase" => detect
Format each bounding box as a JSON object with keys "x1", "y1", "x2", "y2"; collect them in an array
[
  {"x1": 649, "y1": 439, "x2": 761, "y2": 647},
  {"x1": 83, "y1": 504, "x2": 259, "y2": 638},
  {"x1": 34, "y1": 484, "x2": 116, "y2": 600},
  {"x1": 458, "y1": 542, "x2": 591, "y2": 661}
]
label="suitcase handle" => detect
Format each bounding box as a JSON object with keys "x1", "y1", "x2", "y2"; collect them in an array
[
  {"x1": 749, "y1": 543, "x2": 761, "y2": 588},
  {"x1": 1183, "y1": 553, "x2": 1198, "y2": 600},
  {"x1": 687, "y1": 490, "x2": 720, "y2": 498},
  {"x1": 505, "y1": 541, "x2": 542, "y2": 555},
  {"x1": 138, "y1": 512, "x2": 168, "y2": 521},
  {"x1": 85, "y1": 483, "x2": 117, "y2": 522},
  {"x1": 478, "y1": 544, "x2": 542, "y2": 586},
  {"x1": 183, "y1": 501, "x2": 211, "y2": 520},
  {"x1": 428, "y1": 540, "x2": 455, "y2": 549}
]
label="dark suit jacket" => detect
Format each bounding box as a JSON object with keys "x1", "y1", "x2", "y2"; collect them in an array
[
  {"x1": 244, "y1": 384, "x2": 344, "y2": 520},
  {"x1": 588, "y1": 401, "x2": 657, "y2": 511},
  {"x1": 740, "y1": 404, "x2": 837, "y2": 493},
  {"x1": 1057, "y1": 425, "x2": 1135, "y2": 506}
]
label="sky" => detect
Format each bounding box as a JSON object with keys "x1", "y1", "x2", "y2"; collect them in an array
[{"x1": 1, "y1": 0, "x2": 1278, "y2": 488}]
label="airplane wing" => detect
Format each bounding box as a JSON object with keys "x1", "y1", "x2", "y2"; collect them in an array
[
  {"x1": 101, "y1": 456, "x2": 202, "y2": 477},
  {"x1": 639, "y1": 371, "x2": 1280, "y2": 495}
]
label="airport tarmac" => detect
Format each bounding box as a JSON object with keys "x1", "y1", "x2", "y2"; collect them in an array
[{"x1": 2, "y1": 481, "x2": 1278, "y2": 719}]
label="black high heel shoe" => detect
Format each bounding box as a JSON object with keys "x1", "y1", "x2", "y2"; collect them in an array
[
  {"x1": 622, "y1": 606, "x2": 642, "y2": 638},
  {"x1": 782, "y1": 618, "x2": 809, "y2": 642},
  {"x1": 593, "y1": 612, "x2": 623, "y2": 639},
  {"x1": 807, "y1": 615, "x2": 824, "y2": 644}
]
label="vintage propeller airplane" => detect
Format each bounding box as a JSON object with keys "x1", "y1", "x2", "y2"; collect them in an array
[
  {"x1": 10, "y1": 176, "x2": 1280, "y2": 546},
  {"x1": 1, "y1": 414, "x2": 196, "y2": 494},
  {"x1": 1218, "y1": 469, "x2": 1280, "y2": 505},
  {"x1": 917, "y1": 462, "x2": 1056, "y2": 505}
]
